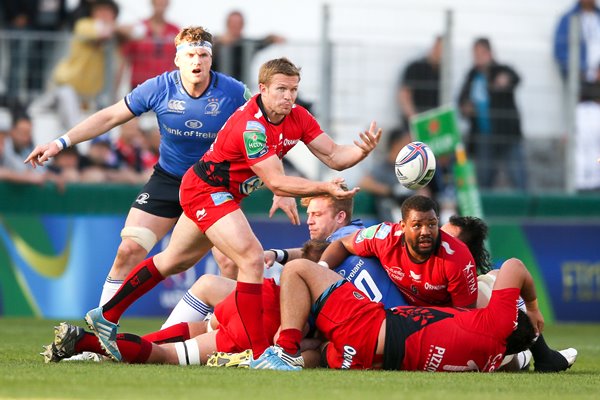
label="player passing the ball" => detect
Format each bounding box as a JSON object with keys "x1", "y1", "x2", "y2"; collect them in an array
[{"x1": 84, "y1": 57, "x2": 382, "y2": 363}]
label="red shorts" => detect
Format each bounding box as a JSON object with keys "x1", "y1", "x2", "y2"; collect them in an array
[
  {"x1": 215, "y1": 279, "x2": 281, "y2": 353},
  {"x1": 179, "y1": 168, "x2": 241, "y2": 232},
  {"x1": 318, "y1": 281, "x2": 386, "y2": 369}
]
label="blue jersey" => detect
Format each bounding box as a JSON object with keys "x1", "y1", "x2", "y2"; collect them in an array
[
  {"x1": 125, "y1": 70, "x2": 250, "y2": 177},
  {"x1": 330, "y1": 219, "x2": 408, "y2": 308}
]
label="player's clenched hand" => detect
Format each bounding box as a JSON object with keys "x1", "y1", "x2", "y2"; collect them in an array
[
  {"x1": 264, "y1": 249, "x2": 276, "y2": 268},
  {"x1": 269, "y1": 195, "x2": 300, "y2": 225},
  {"x1": 353, "y1": 121, "x2": 382, "y2": 157},
  {"x1": 24, "y1": 142, "x2": 61, "y2": 168}
]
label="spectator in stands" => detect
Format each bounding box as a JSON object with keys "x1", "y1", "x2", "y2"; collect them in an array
[
  {"x1": 117, "y1": 0, "x2": 180, "y2": 92},
  {"x1": 114, "y1": 118, "x2": 157, "y2": 178},
  {"x1": 1, "y1": 0, "x2": 68, "y2": 103},
  {"x1": 49, "y1": 0, "x2": 120, "y2": 130},
  {"x1": 0, "y1": 114, "x2": 46, "y2": 184},
  {"x1": 212, "y1": 10, "x2": 285, "y2": 83},
  {"x1": 458, "y1": 37, "x2": 527, "y2": 191},
  {"x1": 397, "y1": 36, "x2": 455, "y2": 212},
  {"x1": 358, "y1": 127, "x2": 418, "y2": 222},
  {"x1": 397, "y1": 36, "x2": 442, "y2": 131},
  {"x1": 574, "y1": 81, "x2": 600, "y2": 191},
  {"x1": 553, "y1": 0, "x2": 600, "y2": 83}
]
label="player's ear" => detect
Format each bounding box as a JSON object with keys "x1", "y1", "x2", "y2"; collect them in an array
[
  {"x1": 174, "y1": 53, "x2": 180, "y2": 68},
  {"x1": 336, "y1": 210, "x2": 346, "y2": 224}
]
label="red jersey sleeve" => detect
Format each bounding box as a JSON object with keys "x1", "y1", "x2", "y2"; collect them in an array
[
  {"x1": 350, "y1": 223, "x2": 394, "y2": 258},
  {"x1": 441, "y1": 235, "x2": 479, "y2": 307},
  {"x1": 296, "y1": 106, "x2": 323, "y2": 145}
]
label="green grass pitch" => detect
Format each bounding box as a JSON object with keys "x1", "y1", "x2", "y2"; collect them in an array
[{"x1": 0, "y1": 317, "x2": 598, "y2": 400}]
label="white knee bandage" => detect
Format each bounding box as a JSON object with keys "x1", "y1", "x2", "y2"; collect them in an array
[
  {"x1": 120, "y1": 226, "x2": 158, "y2": 253},
  {"x1": 174, "y1": 339, "x2": 201, "y2": 365}
]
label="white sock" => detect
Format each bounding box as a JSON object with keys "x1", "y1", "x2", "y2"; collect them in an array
[
  {"x1": 175, "y1": 339, "x2": 201, "y2": 365},
  {"x1": 161, "y1": 290, "x2": 213, "y2": 329},
  {"x1": 99, "y1": 278, "x2": 123, "y2": 307}
]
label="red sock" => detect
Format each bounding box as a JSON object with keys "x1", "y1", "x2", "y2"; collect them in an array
[
  {"x1": 276, "y1": 329, "x2": 303, "y2": 355},
  {"x1": 75, "y1": 332, "x2": 103, "y2": 354},
  {"x1": 115, "y1": 333, "x2": 153, "y2": 363},
  {"x1": 235, "y1": 281, "x2": 269, "y2": 357},
  {"x1": 102, "y1": 257, "x2": 164, "y2": 323},
  {"x1": 142, "y1": 322, "x2": 191, "y2": 344}
]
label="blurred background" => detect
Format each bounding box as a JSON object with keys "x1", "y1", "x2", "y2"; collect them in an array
[{"x1": 0, "y1": 0, "x2": 598, "y2": 321}]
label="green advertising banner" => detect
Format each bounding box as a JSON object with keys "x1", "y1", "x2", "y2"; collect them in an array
[
  {"x1": 453, "y1": 157, "x2": 484, "y2": 219},
  {"x1": 410, "y1": 105, "x2": 461, "y2": 156}
]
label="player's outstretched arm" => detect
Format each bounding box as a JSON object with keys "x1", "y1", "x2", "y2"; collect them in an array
[
  {"x1": 307, "y1": 121, "x2": 382, "y2": 171},
  {"x1": 24, "y1": 100, "x2": 134, "y2": 168}
]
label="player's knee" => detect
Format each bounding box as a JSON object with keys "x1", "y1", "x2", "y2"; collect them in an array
[{"x1": 120, "y1": 226, "x2": 158, "y2": 254}]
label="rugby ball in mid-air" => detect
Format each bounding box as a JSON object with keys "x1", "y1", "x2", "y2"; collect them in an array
[{"x1": 394, "y1": 141, "x2": 436, "y2": 190}]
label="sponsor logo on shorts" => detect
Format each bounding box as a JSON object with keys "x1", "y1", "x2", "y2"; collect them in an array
[
  {"x1": 341, "y1": 345, "x2": 357, "y2": 369},
  {"x1": 196, "y1": 209, "x2": 207, "y2": 221},
  {"x1": 205, "y1": 99, "x2": 221, "y2": 116},
  {"x1": 167, "y1": 99, "x2": 186, "y2": 113},
  {"x1": 463, "y1": 262, "x2": 477, "y2": 294},
  {"x1": 424, "y1": 345, "x2": 446, "y2": 372},
  {"x1": 135, "y1": 193, "x2": 150, "y2": 205},
  {"x1": 185, "y1": 119, "x2": 203, "y2": 129},
  {"x1": 210, "y1": 192, "x2": 234, "y2": 206},
  {"x1": 239, "y1": 176, "x2": 264, "y2": 195}
]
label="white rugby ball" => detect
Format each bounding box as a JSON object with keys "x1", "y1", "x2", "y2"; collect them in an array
[{"x1": 394, "y1": 141, "x2": 436, "y2": 190}]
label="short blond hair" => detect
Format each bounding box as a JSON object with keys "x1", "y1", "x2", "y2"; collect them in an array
[
  {"x1": 174, "y1": 26, "x2": 213, "y2": 47},
  {"x1": 258, "y1": 57, "x2": 301, "y2": 86}
]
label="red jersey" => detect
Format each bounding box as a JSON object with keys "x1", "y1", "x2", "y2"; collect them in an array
[
  {"x1": 396, "y1": 288, "x2": 520, "y2": 372},
  {"x1": 193, "y1": 94, "x2": 323, "y2": 201},
  {"x1": 351, "y1": 223, "x2": 477, "y2": 307},
  {"x1": 121, "y1": 20, "x2": 180, "y2": 87}
]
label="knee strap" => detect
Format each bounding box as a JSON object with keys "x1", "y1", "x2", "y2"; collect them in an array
[
  {"x1": 120, "y1": 226, "x2": 158, "y2": 253},
  {"x1": 174, "y1": 339, "x2": 201, "y2": 365}
]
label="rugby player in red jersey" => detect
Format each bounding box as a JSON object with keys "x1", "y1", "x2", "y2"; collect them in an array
[
  {"x1": 253, "y1": 255, "x2": 541, "y2": 371},
  {"x1": 319, "y1": 195, "x2": 478, "y2": 308},
  {"x1": 83, "y1": 57, "x2": 382, "y2": 363}
]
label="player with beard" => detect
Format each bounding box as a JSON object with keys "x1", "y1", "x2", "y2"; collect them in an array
[{"x1": 319, "y1": 195, "x2": 478, "y2": 308}]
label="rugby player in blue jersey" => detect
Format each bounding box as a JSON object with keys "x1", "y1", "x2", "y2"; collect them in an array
[{"x1": 24, "y1": 26, "x2": 260, "y2": 305}]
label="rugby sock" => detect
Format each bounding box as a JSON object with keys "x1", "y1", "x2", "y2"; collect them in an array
[
  {"x1": 99, "y1": 278, "x2": 123, "y2": 306},
  {"x1": 235, "y1": 281, "x2": 269, "y2": 357},
  {"x1": 276, "y1": 328, "x2": 303, "y2": 355},
  {"x1": 75, "y1": 332, "x2": 152, "y2": 363},
  {"x1": 531, "y1": 334, "x2": 569, "y2": 372},
  {"x1": 142, "y1": 322, "x2": 191, "y2": 344},
  {"x1": 161, "y1": 290, "x2": 213, "y2": 329},
  {"x1": 102, "y1": 257, "x2": 164, "y2": 323}
]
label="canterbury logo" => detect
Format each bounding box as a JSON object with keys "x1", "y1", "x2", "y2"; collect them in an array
[{"x1": 168, "y1": 100, "x2": 186, "y2": 112}]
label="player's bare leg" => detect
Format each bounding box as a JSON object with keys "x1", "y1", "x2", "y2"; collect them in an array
[{"x1": 99, "y1": 208, "x2": 177, "y2": 306}]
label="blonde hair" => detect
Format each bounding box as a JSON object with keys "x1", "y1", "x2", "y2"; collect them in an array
[
  {"x1": 258, "y1": 57, "x2": 301, "y2": 85},
  {"x1": 174, "y1": 26, "x2": 213, "y2": 47}
]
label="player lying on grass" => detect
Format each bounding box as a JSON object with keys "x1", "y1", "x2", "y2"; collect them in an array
[
  {"x1": 441, "y1": 215, "x2": 577, "y2": 372},
  {"x1": 41, "y1": 240, "x2": 326, "y2": 367},
  {"x1": 251, "y1": 256, "x2": 541, "y2": 371}
]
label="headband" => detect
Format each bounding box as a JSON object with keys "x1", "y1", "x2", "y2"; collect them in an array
[{"x1": 176, "y1": 41, "x2": 213, "y2": 55}]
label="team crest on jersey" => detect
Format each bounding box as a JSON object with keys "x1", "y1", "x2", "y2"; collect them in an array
[
  {"x1": 167, "y1": 99, "x2": 186, "y2": 113},
  {"x1": 210, "y1": 192, "x2": 234, "y2": 206},
  {"x1": 239, "y1": 176, "x2": 265, "y2": 195},
  {"x1": 205, "y1": 99, "x2": 221, "y2": 116},
  {"x1": 244, "y1": 129, "x2": 268, "y2": 159}
]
